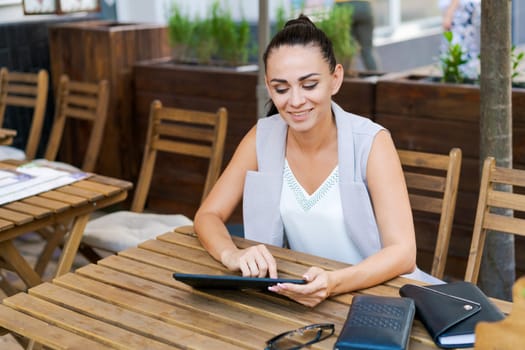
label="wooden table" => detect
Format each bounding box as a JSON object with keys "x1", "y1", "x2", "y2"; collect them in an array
[
  {"x1": 0, "y1": 128, "x2": 16, "y2": 145},
  {"x1": 0, "y1": 226, "x2": 513, "y2": 349},
  {"x1": 0, "y1": 160, "x2": 132, "y2": 295}
]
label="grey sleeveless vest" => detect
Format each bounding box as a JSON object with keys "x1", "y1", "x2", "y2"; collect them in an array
[{"x1": 243, "y1": 101, "x2": 384, "y2": 259}]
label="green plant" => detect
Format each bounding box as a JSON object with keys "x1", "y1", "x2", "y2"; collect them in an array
[
  {"x1": 209, "y1": 1, "x2": 251, "y2": 66},
  {"x1": 440, "y1": 31, "x2": 468, "y2": 83},
  {"x1": 316, "y1": 5, "x2": 357, "y2": 73},
  {"x1": 511, "y1": 45, "x2": 525, "y2": 82},
  {"x1": 167, "y1": 4, "x2": 195, "y2": 62},
  {"x1": 167, "y1": 0, "x2": 252, "y2": 66}
]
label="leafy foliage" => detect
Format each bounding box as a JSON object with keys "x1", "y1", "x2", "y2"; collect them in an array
[
  {"x1": 167, "y1": 1, "x2": 252, "y2": 66},
  {"x1": 440, "y1": 31, "x2": 468, "y2": 84},
  {"x1": 511, "y1": 45, "x2": 525, "y2": 81},
  {"x1": 316, "y1": 5, "x2": 357, "y2": 72}
]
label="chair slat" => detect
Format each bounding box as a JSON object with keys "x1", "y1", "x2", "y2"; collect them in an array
[
  {"x1": 483, "y1": 213, "x2": 525, "y2": 237},
  {"x1": 64, "y1": 107, "x2": 96, "y2": 121},
  {"x1": 5, "y1": 95, "x2": 36, "y2": 107},
  {"x1": 404, "y1": 172, "x2": 446, "y2": 192},
  {"x1": 409, "y1": 194, "x2": 443, "y2": 214},
  {"x1": 155, "y1": 123, "x2": 215, "y2": 142},
  {"x1": 67, "y1": 95, "x2": 98, "y2": 108},
  {"x1": 487, "y1": 191, "x2": 525, "y2": 212},
  {"x1": 158, "y1": 108, "x2": 218, "y2": 125},
  {"x1": 6, "y1": 72, "x2": 39, "y2": 83},
  {"x1": 68, "y1": 80, "x2": 100, "y2": 94},
  {"x1": 491, "y1": 166, "x2": 525, "y2": 187},
  {"x1": 398, "y1": 150, "x2": 451, "y2": 170},
  {"x1": 153, "y1": 139, "x2": 212, "y2": 158},
  {"x1": 5, "y1": 84, "x2": 38, "y2": 96}
]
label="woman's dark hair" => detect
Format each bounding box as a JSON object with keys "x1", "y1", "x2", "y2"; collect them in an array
[{"x1": 264, "y1": 14, "x2": 336, "y2": 116}]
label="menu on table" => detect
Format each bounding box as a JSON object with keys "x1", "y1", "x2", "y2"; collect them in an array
[{"x1": 0, "y1": 161, "x2": 89, "y2": 205}]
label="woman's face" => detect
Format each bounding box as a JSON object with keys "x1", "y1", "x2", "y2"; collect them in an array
[{"x1": 265, "y1": 44, "x2": 343, "y2": 133}]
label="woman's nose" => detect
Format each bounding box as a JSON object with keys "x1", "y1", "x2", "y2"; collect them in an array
[{"x1": 290, "y1": 88, "x2": 305, "y2": 106}]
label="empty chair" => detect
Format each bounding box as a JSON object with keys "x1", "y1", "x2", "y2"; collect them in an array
[
  {"x1": 39, "y1": 74, "x2": 109, "y2": 172},
  {"x1": 80, "y1": 99, "x2": 228, "y2": 260},
  {"x1": 32, "y1": 75, "x2": 110, "y2": 275},
  {"x1": 398, "y1": 148, "x2": 462, "y2": 280},
  {"x1": 464, "y1": 157, "x2": 525, "y2": 284},
  {"x1": 0, "y1": 68, "x2": 49, "y2": 160}
]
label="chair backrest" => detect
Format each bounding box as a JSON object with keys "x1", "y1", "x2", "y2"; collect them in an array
[
  {"x1": 398, "y1": 147, "x2": 462, "y2": 279},
  {"x1": 465, "y1": 157, "x2": 525, "y2": 284},
  {"x1": 131, "y1": 99, "x2": 228, "y2": 213},
  {"x1": 44, "y1": 75, "x2": 109, "y2": 172},
  {"x1": 0, "y1": 67, "x2": 49, "y2": 159}
]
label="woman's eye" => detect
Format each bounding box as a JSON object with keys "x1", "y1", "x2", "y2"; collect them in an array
[
  {"x1": 303, "y1": 82, "x2": 318, "y2": 90},
  {"x1": 274, "y1": 87, "x2": 288, "y2": 94}
]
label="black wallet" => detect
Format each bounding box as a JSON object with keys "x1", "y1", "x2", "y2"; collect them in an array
[
  {"x1": 334, "y1": 295, "x2": 415, "y2": 350},
  {"x1": 399, "y1": 282, "x2": 505, "y2": 348}
]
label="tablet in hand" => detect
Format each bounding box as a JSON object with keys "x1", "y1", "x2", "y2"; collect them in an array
[{"x1": 173, "y1": 273, "x2": 306, "y2": 290}]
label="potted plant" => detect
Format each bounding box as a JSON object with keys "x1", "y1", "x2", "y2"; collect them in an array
[{"x1": 167, "y1": 1, "x2": 253, "y2": 68}]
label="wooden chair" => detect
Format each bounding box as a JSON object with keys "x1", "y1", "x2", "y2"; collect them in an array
[
  {"x1": 465, "y1": 157, "x2": 525, "y2": 284},
  {"x1": 32, "y1": 75, "x2": 109, "y2": 276},
  {"x1": 42, "y1": 74, "x2": 109, "y2": 172},
  {"x1": 79, "y1": 99, "x2": 228, "y2": 261},
  {"x1": 398, "y1": 148, "x2": 462, "y2": 280},
  {"x1": 0, "y1": 67, "x2": 48, "y2": 160}
]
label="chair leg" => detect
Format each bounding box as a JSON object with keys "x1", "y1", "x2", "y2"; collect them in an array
[{"x1": 77, "y1": 243, "x2": 103, "y2": 263}]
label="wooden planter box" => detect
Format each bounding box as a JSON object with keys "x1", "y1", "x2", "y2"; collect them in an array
[
  {"x1": 48, "y1": 21, "x2": 171, "y2": 180},
  {"x1": 375, "y1": 73, "x2": 525, "y2": 279},
  {"x1": 132, "y1": 59, "x2": 379, "y2": 221}
]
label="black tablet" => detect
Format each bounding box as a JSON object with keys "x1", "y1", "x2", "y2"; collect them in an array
[{"x1": 173, "y1": 273, "x2": 306, "y2": 290}]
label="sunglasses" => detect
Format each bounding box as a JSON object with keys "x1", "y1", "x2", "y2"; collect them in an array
[{"x1": 265, "y1": 323, "x2": 335, "y2": 350}]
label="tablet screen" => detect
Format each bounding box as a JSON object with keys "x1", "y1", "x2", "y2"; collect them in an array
[{"x1": 173, "y1": 273, "x2": 306, "y2": 290}]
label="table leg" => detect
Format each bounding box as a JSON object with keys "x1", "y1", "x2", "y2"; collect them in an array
[
  {"x1": 0, "y1": 241, "x2": 42, "y2": 288},
  {"x1": 54, "y1": 213, "x2": 90, "y2": 277}
]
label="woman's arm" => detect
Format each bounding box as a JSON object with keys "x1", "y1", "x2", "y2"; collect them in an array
[
  {"x1": 443, "y1": 0, "x2": 460, "y2": 30},
  {"x1": 194, "y1": 126, "x2": 278, "y2": 278},
  {"x1": 270, "y1": 130, "x2": 416, "y2": 306}
]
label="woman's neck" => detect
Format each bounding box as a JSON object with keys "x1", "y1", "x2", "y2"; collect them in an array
[{"x1": 288, "y1": 112, "x2": 337, "y2": 155}]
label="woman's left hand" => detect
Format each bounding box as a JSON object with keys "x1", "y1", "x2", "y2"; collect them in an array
[{"x1": 268, "y1": 267, "x2": 334, "y2": 307}]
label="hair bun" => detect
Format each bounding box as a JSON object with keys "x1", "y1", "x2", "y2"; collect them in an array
[{"x1": 284, "y1": 13, "x2": 316, "y2": 28}]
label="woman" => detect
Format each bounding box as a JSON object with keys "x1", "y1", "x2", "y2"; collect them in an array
[{"x1": 195, "y1": 15, "x2": 434, "y2": 308}]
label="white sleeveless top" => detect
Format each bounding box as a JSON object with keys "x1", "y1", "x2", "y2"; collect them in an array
[{"x1": 280, "y1": 160, "x2": 363, "y2": 264}]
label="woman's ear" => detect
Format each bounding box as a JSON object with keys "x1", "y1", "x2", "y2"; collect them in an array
[{"x1": 331, "y1": 63, "x2": 344, "y2": 96}]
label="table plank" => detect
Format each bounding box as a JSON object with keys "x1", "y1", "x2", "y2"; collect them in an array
[
  {"x1": 0, "y1": 208, "x2": 33, "y2": 225},
  {"x1": 0, "y1": 305, "x2": 108, "y2": 350},
  {"x1": 73, "y1": 180, "x2": 121, "y2": 196},
  {"x1": 40, "y1": 190, "x2": 88, "y2": 207},
  {"x1": 22, "y1": 196, "x2": 70, "y2": 212},
  {"x1": 0, "y1": 219, "x2": 14, "y2": 231},
  {"x1": 30, "y1": 282, "x2": 247, "y2": 350},
  {"x1": 3, "y1": 201, "x2": 50, "y2": 219},
  {"x1": 57, "y1": 185, "x2": 105, "y2": 201},
  {"x1": 3, "y1": 293, "x2": 175, "y2": 350}
]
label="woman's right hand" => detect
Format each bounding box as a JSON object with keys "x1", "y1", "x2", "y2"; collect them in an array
[{"x1": 221, "y1": 244, "x2": 278, "y2": 278}]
